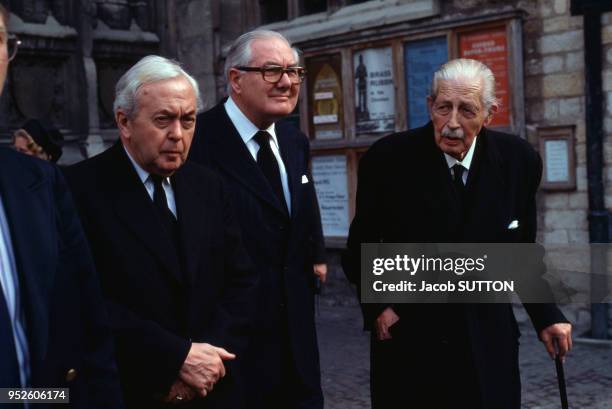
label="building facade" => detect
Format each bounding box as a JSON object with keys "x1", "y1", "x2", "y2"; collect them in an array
[{"x1": 0, "y1": 0, "x2": 609, "y2": 330}]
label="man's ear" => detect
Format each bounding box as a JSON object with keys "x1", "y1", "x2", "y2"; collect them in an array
[
  {"x1": 228, "y1": 68, "x2": 242, "y2": 95},
  {"x1": 483, "y1": 103, "x2": 499, "y2": 126},
  {"x1": 115, "y1": 109, "x2": 131, "y2": 141}
]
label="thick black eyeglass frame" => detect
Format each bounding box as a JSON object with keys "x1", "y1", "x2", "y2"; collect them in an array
[{"x1": 235, "y1": 65, "x2": 307, "y2": 84}]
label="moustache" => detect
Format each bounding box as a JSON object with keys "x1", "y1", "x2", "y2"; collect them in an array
[{"x1": 441, "y1": 127, "x2": 464, "y2": 139}]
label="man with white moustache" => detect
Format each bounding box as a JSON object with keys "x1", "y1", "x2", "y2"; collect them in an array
[{"x1": 344, "y1": 58, "x2": 572, "y2": 409}]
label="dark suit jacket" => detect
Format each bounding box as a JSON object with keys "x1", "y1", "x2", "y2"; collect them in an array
[
  {"x1": 189, "y1": 102, "x2": 326, "y2": 404},
  {"x1": 64, "y1": 143, "x2": 257, "y2": 409},
  {"x1": 343, "y1": 123, "x2": 568, "y2": 408},
  {"x1": 0, "y1": 148, "x2": 122, "y2": 408}
]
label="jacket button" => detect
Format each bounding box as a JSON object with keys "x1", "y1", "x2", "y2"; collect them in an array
[{"x1": 66, "y1": 368, "x2": 77, "y2": 382}]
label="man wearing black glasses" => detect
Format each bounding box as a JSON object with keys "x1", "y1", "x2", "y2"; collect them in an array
[
  {"x1": 189, "y1": 29, "x2": 327, "y2": 409},
  {"x1": 0, "y1": 5, "x2": 122, "y2": 408}
]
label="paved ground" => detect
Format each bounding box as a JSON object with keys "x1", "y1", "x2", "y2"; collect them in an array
[{"x1": 316, "y1": 302, "x2": 612, "y2": 409}]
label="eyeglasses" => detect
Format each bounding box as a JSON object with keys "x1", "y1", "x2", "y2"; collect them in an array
[
  {"x1": 235, "y1": 65, "x2": 306, "y2": 84},
  {"x1": 1, "y1": 33, "x2": 21, "y2": 61},
  {"x1": 8, "y1": 35, "x2": 21, "y2": 61}
]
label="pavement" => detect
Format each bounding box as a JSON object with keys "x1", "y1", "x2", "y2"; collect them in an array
[{"x1": 315, "y1": 301, "x2": 612, "y2": 409}]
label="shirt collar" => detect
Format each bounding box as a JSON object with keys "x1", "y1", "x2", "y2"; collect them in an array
[
  {"x1": 225, "y1": 96, "x2": 278, "y2": 147},
  {"x1": 123, "y1": 144, "x2": 170, "y2": 185},
  {"x1": 443, "y1": 135, "x2": 478, "y2": 171}
]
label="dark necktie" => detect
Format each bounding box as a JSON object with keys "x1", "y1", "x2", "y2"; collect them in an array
[
  {"x1": 254, "y1": 131, "x2": 288, "y2": 214},
  {"x1": 452, "y1": 164, "x2": 465, "y2": 194},
  {"x1": 452, "y1": 164, "x2": 466, "y2": 217},
  {"x1": 151, "y1": 175, "x2": 173, "y2": 217},
  {"x1": 0, "y1": 288, "x2": 21, "y2": 387},
  {"x1": 151, "y1": 175, "x2": 177, "y2": 235}
]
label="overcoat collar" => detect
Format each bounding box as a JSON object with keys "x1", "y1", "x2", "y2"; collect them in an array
[
  {"x1": 206, "y1": 103, "x2": 294, "y2": 218},
  {"x1": 106, "y1": 143, "x2": 204, "y2": 286}
]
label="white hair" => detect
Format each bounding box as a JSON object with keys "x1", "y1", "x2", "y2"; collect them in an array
[
  {"x1": 113, "y1": 55, "x2": 203, "y2": 118},
  {"x1": 224, "y1": 30, "x2": 300, "y2": 93},
  {"x1": 431, "y1": 58, "x2": 499, "y2": 112}
]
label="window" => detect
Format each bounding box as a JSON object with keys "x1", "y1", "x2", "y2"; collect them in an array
[
  {"x1": 300, "y1": 0, "x2": 327, "y2": 15},
  {"x1": 259, "y1": 0, "x2": 288, "y2": 23}
]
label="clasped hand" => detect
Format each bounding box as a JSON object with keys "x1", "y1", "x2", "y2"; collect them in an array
[{"x1": 164, "y1": 342, "x2": 236, "y2": 403}]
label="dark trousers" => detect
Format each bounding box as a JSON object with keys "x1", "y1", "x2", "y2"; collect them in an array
[
  {"x1": 370, "y1": 319, "x2": 482, "y2": 409},
  {"x1": 242, "y1": 318, "x2": 323, "y2": 409}
]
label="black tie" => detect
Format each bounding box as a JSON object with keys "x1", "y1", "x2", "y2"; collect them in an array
[
  {"x1": 254, "y1": 131, "x2": 288, "y2": 214},
  {"x1": 452, "y1": 164, "x2": 466, "y2": 212},
  {"x1": 452, "y1": 164, "x2": 465, "y2": 193},
  {"x1": 0, "y1": 288, "x2": 21, "y2": 387},
  {"x1": 151, "y1": 175, "x2": 177, "y2": 233}
]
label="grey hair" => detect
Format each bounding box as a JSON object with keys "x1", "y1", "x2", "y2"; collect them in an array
[
  {"x1": 224, "y1": 29, "x2": 300, "y2": 93},
  {"x1": 430, "y1": 58, "x2": 499, "y2": 112},
  {"x1": 113, "y1": 55, "x2": 203, "y2": 118}
]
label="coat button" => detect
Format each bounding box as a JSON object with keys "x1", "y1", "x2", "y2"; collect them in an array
[{"x1": 66, "y1": 368, "x2": 77, "y2": 382}]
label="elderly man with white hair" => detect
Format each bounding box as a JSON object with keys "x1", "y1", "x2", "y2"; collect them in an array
[
  {"x1": 64, "y1": 55, "x2": 257, "y2": 408},
  {"x1": 343, "y1": 58, "x2": 572, "y2": 409}
]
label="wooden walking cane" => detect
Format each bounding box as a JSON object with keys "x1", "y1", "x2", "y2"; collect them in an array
[{"x1": 554, "y1": 339, "x2": 569, "y2": 409}]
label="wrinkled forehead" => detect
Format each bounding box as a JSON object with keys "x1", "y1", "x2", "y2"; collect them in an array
[
  {"x1": 435, "y1": 78, "x2": 484, "y2": 106},
  {"x1": 135, "y1": 76, "x2": 197, "y2": 109},
  {"x1": 249, "y1": 38, "x2": 298, "y2": 66}
]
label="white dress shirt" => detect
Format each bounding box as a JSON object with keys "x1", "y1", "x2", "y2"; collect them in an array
[
  {"x1": 224, "y1": 96, "x2": 292, "y2": 214},
  {"x1": 123, "y1": 146, "x2": 177, "y2": 218},
  {"x1": 443, "y1": 136, "x2": 478, "y2": 185},
  {"x1": 0, "y1": 196, "x2": 30, "y2": 388}
]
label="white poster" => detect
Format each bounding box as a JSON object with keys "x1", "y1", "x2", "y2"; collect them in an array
[
  {"x1": 545, "y1": 140, "x2": 570, "y2": 183},
  {"x1": 311, "y1": 155, "x2": 349, "y2": 237},
  {"x1": 354, "y1": 47, "x2": 395, "y2": 134}
]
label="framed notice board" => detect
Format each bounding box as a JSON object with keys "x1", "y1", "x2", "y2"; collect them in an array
[
  {"x1": 538, "y1": 126, "x2": 576, "y2": 191},
  {"x1": 458, "y1": 26, "x2": 511, "y2": 127}
]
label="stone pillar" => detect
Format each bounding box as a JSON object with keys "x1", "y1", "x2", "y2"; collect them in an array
[
  {"x1": 76, "y1": 0, "x2": 104, "y2": 158},
  {"x1": 175, "y1": 0, "x2": 218, "y2": 108}
]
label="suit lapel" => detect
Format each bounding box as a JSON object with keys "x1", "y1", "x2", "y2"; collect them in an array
[
  {"x1": 0, "y1": 152, "x2": 54, "y2": 366},
  {"x1": 462, "y1": 129, "x2": 509, "y2": 241},
  {"x1": 172, "y1": 168, "x2": 204, "y2": 287},
  {"x1": 107, "y1": 144, "x2": 184, "y2": 286},
  {"x1": 276, "y1": 129, "x2": 299, "y2": 219},
  {"x1": 208, "y1": 104, "x2": 287, "y2": 216}
]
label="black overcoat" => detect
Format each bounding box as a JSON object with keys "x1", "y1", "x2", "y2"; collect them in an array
[
  {"x1": 343, "y1": 123, "x2": 568, "y2": 409},
  {"x1": 65, "y1": 143, "x2": 257, "y2": 408},
  {"x1": 189, "y1": 102, "x2": 326, "y2": 408}
]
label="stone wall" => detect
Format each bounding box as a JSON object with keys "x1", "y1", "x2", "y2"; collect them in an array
[
  {"x1": 523, "y1": 3, "x2": 612, "y2": 249},
  {"x1": 0, "y1": 0, "x2": 172, "y2": 163},
  {"x1": 522, "y1": 0, "x2": 593, "y2": 246}
]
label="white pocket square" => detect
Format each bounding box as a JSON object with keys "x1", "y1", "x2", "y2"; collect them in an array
[
  {"x1": 508, "y1": 220, "x2": 519, "y2": 230},
  {"x1": 301, "y1": 175, "x2": 309, "y2": 184}
]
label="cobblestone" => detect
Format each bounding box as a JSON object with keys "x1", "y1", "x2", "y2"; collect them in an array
[{"x1": 316, "y1": 301, "x2": 612, "y2": 408}]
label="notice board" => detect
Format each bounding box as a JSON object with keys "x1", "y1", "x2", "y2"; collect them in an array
[
  {"x1": 404, "y1": 36, "x2": 448, "y2": 128},
  {"x1": 459, "y1": 27, "x2": 511, "y2": 127}
]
